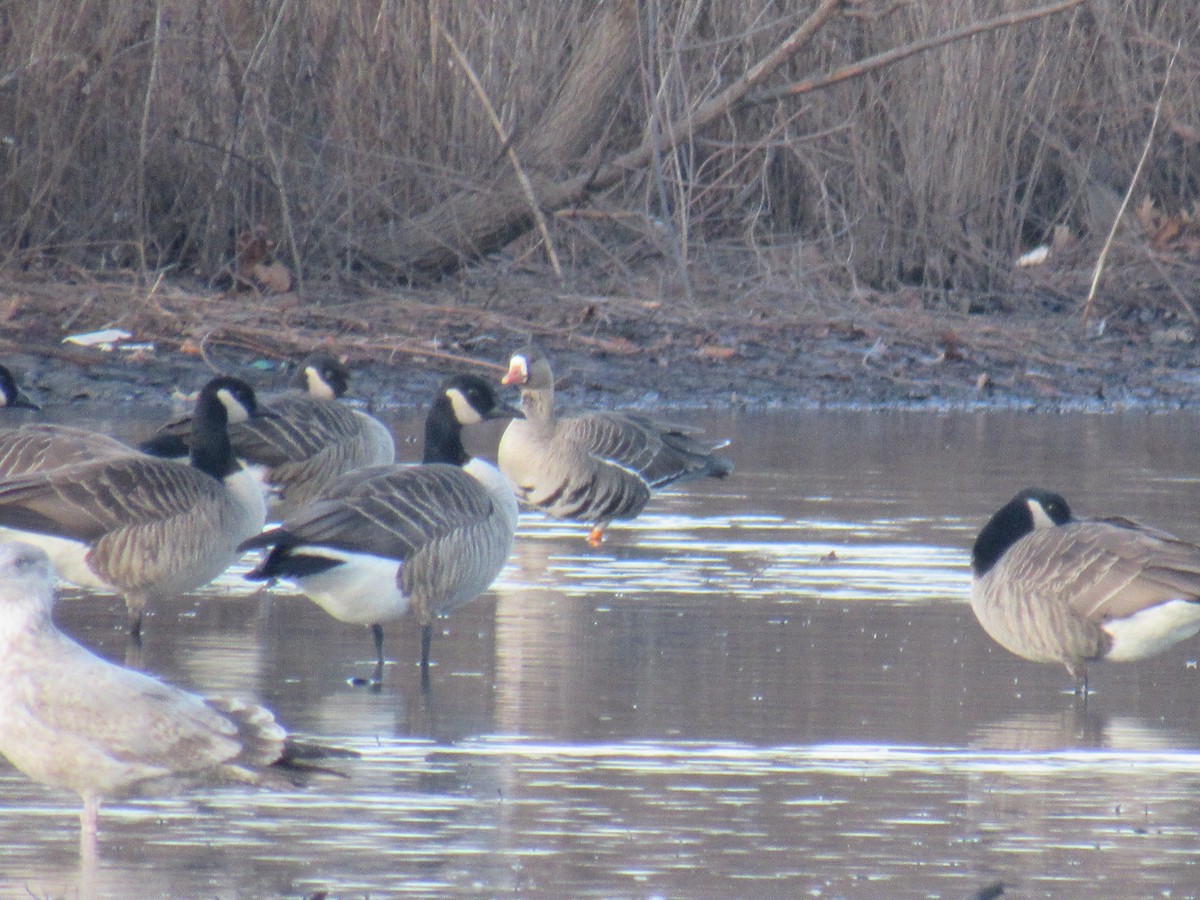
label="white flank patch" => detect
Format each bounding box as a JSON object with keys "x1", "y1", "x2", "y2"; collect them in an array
[
  {"x1": 446, "y1": 388, "x2": 482, "y2": 425},
  {"x1": 288, "y1": 549, "x2": 410, "y2": 625},
  {"x1": 1103, "y1": 599, "x2": 1200, "y2": 662}
]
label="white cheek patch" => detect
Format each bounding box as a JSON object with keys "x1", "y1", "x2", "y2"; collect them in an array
[
  {"x1": 446, "y1": 388, "x2": 483, "y2": 425},
  {"x1": 1027, "y1": 499, "x2": 1059, "y2": 530},
  {"x1": 305, "y1": 366, "x2": 336, "y2": 400},
  {"x1": 217, "y1": 388, "x2": 252, "y2": 424}
]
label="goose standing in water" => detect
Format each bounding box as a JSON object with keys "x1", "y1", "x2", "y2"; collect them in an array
[
  {"x1": 240, "y1": 374, "x2": 520, "y2": 686},
  {"x1": 141, "y1": 353, "x2": 395, "y2": 517},
  {"x1": 0, "y1": 376, "x2": 272, "y2": 637},
  {"x1": 0, "y1": 363, "x2": 38, "y2": 410},
  {"x1": 971, "y1": 487, "x2": 1200, "y2": 694},
  {"x1": 498, "y1": 344, "x2": 732, "y2": 545},
  {"x1": 0, "y1": 541, "x2": 327, "y2": 859}
]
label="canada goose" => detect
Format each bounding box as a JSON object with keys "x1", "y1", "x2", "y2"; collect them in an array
[
  {"x1": 0, "y1": 424, "x2": 137, "y2": 478},
  {"x1": 971, "y1": 487, "x2": 1200, "y2": 694},
  {"x1": 0, "y1": 541, "x2": 333, "y2": 858},
  {"x1": 141, "y1": 352, "x2": 395, "y2": 517},
  {"x1": 0, "y1": 376, "x2": 272, "y2": 637},
  {"x1": 241, "y1": 374, "x2": 521, "y2": 686},
  {"x1": 498, "y1": 345, "x2": 733, "y2": 545},
  {"x1": 0, "y1": 364, "x2": 38, "y2": 410}
]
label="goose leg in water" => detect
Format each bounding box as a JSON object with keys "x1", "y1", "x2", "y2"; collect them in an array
[
  {"x1": 420, "y1": 623, "x2": 432, "y2": 689},
  {"x1": 350, "y1": 623, "x2": 386, "y2": 688},
  {"x1": 587, "y1": 524, "x2": 606, "y2": 547}
]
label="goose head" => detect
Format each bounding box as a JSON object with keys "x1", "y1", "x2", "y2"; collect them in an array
[
  {"x1": 424, "y1": 374, "x2": 522, "y2": 465},
  {"x1": 0, "y1": 365, "x2": 39, "y2": 411},
  {"x1": 972, "y1": 487, "x2": 1072, "y2": 577},
  {"x1": 292, "y1": 353, "x2": 350, "y2": 400},
  {"x1": 190, "y1": 376, "x2": 276, "y2": 478},
  {"x1": 501, "y1": 345, "x2": 554, "y2": 392}
]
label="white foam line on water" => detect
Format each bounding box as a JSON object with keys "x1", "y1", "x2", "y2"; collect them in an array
[{"x1": 407, "y1": 737, "x2": 1200, "y2": 775}]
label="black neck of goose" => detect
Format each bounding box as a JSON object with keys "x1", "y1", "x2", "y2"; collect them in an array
[
  {"x1": 189, "y1": 397, "x2": 240, "y2": 480},
  {"x1": 423, "y1": 395, "x2": 469, "y2": 466},
  {"x1": 971, "y1": 500, "x2": 1032, "y2": 577}
]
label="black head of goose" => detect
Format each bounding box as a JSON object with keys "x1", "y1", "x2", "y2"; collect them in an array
[
  {"x1": 0, "y1": 540, "x2": 351, "y2": 858},
  {"x1": 140, "y1": 353, "x2": 395, "y2": 518},
  {"x1": 497, "y1": 343, "x2": 733, "y2": 546},
  {"x1": 0, "y1": 375, "x2": 274, "y2": 638},
  {"x1": 971, "y1": 487, "x2": 1200, "y2": 695},
  {"x1": 240, "y1": 373, "x2": 521, "y2": 687},
  {"x1": 0, "y1": 364, "x2": 39, "y2": 411}
]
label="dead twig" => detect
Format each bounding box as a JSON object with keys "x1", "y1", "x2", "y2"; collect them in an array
[
  {"x1": 1082, "y1": 42, "x2": 1178, "y2": 328},
  {"x1": 747, "y1": 0, "x2": 1091, "y2": 105},
  {"x1": 437, "y1": 24, "x2": 563, "y2": 281}
]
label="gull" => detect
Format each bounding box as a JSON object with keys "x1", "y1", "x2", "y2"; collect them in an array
[{"x1": 0, "y1": 541, "x2": 338, "y2": 858}]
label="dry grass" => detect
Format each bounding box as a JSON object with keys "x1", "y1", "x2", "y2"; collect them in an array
[{"x1": 0, "y1": 0, "x2": 1196, "y2": 304}]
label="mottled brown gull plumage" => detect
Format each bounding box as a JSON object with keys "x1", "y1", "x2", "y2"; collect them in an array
[{"x1": 0, "y1": 541, "x2": 294, "y2": 857}]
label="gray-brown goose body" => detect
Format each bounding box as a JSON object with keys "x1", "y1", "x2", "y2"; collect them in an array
[
  {"x1": 971, "y1": 488, "x2": 1200, "y2": 692},
  {"x1": 240, "y1": 374, "x2": 521, "y2": 685},
  {"x1": 0, "y1": 541, "x2": 317, "y2": 857},
  {"x1": 498, "y1": 346, "x2": 732, "y2": 545},
  {"x1": 141, "y1": 353, "x2": 395, "y2": 518},
  {"x1": 0, "y1": 424, "x2": 137, "y2": 478},
  {"x1": 0, "y1": 376, "x2": 272, "y2": 637}
]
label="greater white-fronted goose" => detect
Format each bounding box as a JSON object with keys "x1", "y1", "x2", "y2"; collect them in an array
[
  {"x1": 971, "y1": 487, "x2": 1200, "y2": 693},
  {"x1": 0, "y1": 541, "x2": 326, "y2": 858},
  {"x1": 498, "y1": 344, "x2": 733, "y2": 545},
  {"x1": 0, "y1": 376, "x2": 272, "y2": 637},
  {"x1": 240, "y1": 374, "x2": 521, "y2": 686},
  {"x1": 141, "y1": 353, "x2": 395, "y2": 517},
  {"x1": 0, "y1": 364, "x2": 38, "y2": 410}
]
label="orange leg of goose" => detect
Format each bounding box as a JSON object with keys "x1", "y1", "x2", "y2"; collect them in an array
[{"x1": 587, "y1": 524, "x2": 606, "y2": 547}]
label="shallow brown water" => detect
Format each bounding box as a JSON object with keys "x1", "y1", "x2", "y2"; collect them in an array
[{"x1": 4, "y1": 410, "x2": 1200, "y2": 898}]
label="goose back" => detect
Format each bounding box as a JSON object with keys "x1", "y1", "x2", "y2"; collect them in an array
[
  {"x1": 141, "y1": 363, "x2": 394, "y2": 515},
  {"x1": 0, "y1": 424, "x2": 137, "y2": 478}
]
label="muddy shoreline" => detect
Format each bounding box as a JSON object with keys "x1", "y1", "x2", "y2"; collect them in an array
[{"x1": 3, "y1": 274, "x2": 1200, "y2": 416}]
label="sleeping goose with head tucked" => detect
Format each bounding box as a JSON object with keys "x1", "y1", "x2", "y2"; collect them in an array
[{"x1": 971, "y1": 487, "x2": 1200, "y2": 695}]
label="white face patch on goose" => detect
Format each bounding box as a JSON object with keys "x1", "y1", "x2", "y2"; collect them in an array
[
  {"x1": 1026, "y1": 497, "x2": 1060, "y2": 530},
  {"x1": 217, "y1": 388, "x2": 252, "y2": 424},
  {"x1": 446, "y1": 388, "x2": 484, "y2": 425},
  {"x1": 305, "y1": 366, "x2": 336, "y2": 400},
  {"x1": 503, "y1": 355, "x2": 529, "y2": 386}
]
